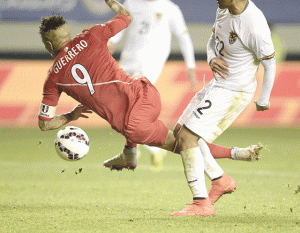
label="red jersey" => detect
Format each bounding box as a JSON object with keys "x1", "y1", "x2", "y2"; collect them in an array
[{"x1": 39, "y1": 14, "x2": 145, "y2": 134}]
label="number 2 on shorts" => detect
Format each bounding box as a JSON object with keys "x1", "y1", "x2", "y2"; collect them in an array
[{"x1": 197, "y1": 100, "x2": 212, "y2": 115}]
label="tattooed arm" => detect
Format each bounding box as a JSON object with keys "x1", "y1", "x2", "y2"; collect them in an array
[
  {"x1": 105, "y1": 0, "x2": 133, "y2": 22},
  {"x1": 38, "y1": 105, "x2": 92, "y2": 131}
]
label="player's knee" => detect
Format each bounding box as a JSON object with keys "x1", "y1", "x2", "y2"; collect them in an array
[
  {"x1": 125, "y1": 128, "x2": 148, "y2": 145},
  {"x1": 126, "y1": 134, "x2": 144, "y2": 145},
  {"x1": 177, "y1": 133, "x2": 188, "y2": 151},
  {"x1": 173, "y1": 123, "x2": 182, "y2": 138},
  {"x1": 177, "y1": 126, "x2": 199, "y2": 151}
]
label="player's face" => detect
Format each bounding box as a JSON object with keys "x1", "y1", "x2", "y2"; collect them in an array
[{"x1": 217, "y1": 0, "x2": 232, "y2": 9}]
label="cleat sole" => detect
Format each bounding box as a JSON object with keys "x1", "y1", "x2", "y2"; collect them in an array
[
  {"x1": 104, "y1": 165, "x2": 136, "y2": 171},
  {"x1": 213, "y1": 187, "x2": 237, "y2": 204}
]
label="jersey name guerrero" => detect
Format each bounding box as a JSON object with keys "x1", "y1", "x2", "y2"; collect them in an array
[{"x1": 53, "y1": 40, "x2": 88, "y2": 74}]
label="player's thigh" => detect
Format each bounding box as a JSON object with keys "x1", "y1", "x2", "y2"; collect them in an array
[
  {"x1": 182, "y1": 87, "x2": 254, "y2": 143},
  {"x1": 176, "y1": 125, "x2": 201, "y2": 151},
  {"x1": 125, "y1": 83, "x2": 168, "y2": 146},
  {"x1": 177, "y1": 83, "x2": 212, "y2": 126}
]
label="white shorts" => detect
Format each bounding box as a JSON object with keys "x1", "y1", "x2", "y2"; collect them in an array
[{"x1": 177, "y1": 83, "x2": 254, "y2": 143}]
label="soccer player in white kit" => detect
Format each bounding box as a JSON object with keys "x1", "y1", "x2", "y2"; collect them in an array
[
  {"x1": 108, "y1": 0, "x2": 197, "y2": 171},
  {"x1": 171, "y1": 0, "x2": 276, "y2": 216}
]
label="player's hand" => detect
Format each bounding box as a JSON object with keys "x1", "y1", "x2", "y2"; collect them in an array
[
  {"x1": 107, "y1": 41, "x2": 115, "y2": 54},
  {"x1": 209, "y1": 57, "x2": 229, "y2": 81},
  {"x1": 254, "y1": 100, "x2": 270, "y2": 111},
  {"x1": 187, "y1": 68, "x2": 197, "y2": 89},
  {"x1": 69, "y1": 104, "x2": 93, "y2": 121}
]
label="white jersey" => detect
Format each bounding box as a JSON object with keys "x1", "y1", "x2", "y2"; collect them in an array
[
  {"x1": 208, "y1": 0, "x2": 275, "y2": 92},
  {"x1": 110, "y1": 0, "x2": 195, "y2": 83},
  {"x1": 179, "y1": 1, "x2": 276, "y2": 142}
]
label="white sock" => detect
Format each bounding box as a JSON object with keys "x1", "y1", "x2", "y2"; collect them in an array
[
  {"x1": 198, "y1": 139, "x2": 224, "y2": 180},
  {"x1": 180, "y1": 147, "x2": 208, "y2": 198},
  {"x1": 141, "y1": 144, "x2": 167, "y2": 156}
]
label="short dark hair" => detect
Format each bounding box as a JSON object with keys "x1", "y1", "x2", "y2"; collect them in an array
[{"x1": 39, "y1": 14, "x2": 67, "y2": 37}]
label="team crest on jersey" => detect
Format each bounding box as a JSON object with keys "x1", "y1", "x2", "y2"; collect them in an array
[
  {"x1": 156, "y1": 13, "x2": 163, "y2": 20},
  {"x1": 229, "y1": 31, "x2": 238, "y2": 44}
]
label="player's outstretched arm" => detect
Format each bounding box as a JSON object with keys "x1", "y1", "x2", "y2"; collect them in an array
[
  {"x1": 254, "y1": 57, "x2": 276, "y2": 111},
  {"x1": 39, "y1": 115, "x2": 71, "y2": 131},
  {"x1": 38, "y1": 105, "x2": 92, "y2": 131},
  {"x1": 105, "y1": 0, "x2": 133, "y2": 22}
]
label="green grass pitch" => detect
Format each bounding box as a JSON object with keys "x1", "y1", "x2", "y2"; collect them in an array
[{"x1": 0, "y1": 127, "x2": 299, "y2": 232}]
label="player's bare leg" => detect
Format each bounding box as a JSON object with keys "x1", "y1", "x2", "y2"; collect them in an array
[{"x1": 171, "y1": 126, "x2": 215, "y2": 216}]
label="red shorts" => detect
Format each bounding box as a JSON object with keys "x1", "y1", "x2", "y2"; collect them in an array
[{"x1": 123, "y1": 79, "x2": 169, "y2": 147}]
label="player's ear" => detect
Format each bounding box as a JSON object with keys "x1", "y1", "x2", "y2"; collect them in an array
[
  {"x1": 45, "y1": 40, "x2": 57, "y2": 58},
  {"x1": 45, "y1": 41, "x2": 54, "y2": 52}
]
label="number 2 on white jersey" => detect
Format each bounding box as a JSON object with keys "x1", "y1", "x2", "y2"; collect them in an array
[
  {"x1": 71, "y1": 64, "x2": 95, "y2": 95},
  {"x1": 215, "y1": 36, "x2": 225, "y2": 56}
]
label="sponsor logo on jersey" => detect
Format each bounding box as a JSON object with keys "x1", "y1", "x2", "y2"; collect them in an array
[
  {"x1": 229, "y1": 31, "x2": 238, "y2": 44},
  {"x1": 156, "y1": 13, "x2": 163, "y2": 20}
]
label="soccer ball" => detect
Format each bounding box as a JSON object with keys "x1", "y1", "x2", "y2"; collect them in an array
[{"x1": 54, "y1": 126, "x2": 90, "y2": 161}]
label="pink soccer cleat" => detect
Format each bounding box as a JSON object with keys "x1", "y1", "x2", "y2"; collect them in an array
[
  {"x1": 208, "y1": 173, "x2": 237, "y2": 204},
  {"x1": 171, "y1": 199, "x2": 215, "y2": 216}
]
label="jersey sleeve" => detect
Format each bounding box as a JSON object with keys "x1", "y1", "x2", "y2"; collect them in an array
[
  {"x1": 247, "y1": 23, "x2": 275, "y2": 62},
  {"x1": 38, "y1": 71, "x2": 61, "y2": 121},
  {"x1": 207, "y1": 9, "x2": 218, "y2": 64},
  {"x1": 89, "y1": 14, "x2": 131, "y2": 41}
]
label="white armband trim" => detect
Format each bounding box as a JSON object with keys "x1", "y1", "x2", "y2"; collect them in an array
[{"x1": 38, "y1": 103, "x2": 57, "y2": 119}]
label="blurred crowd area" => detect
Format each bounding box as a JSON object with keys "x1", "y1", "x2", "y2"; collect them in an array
[
  {"x1": 0, "y1": 0, "x2": 299, "y2": 61},
  {"x1": 0, "y1": 0, "x2": 299, "y2": 128}
]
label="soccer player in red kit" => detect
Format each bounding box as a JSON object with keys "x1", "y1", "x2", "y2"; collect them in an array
[
  {"x1": 38, "y1": 1, "x2": 172, "y2": 151},
  {"x1": 38, "y1": 0, "x2": 262, "y2": 216}
]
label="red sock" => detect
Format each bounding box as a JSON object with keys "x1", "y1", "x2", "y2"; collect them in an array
[
  {"x1": 205, "y1": 142, "x2": 231, "y2": 159},
  {"x1": 172, "y1": 141, "x2": 231, "y2": 159},
  {"x1": 172, "y1": 141, "x2": 180, "y2": 154}
]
